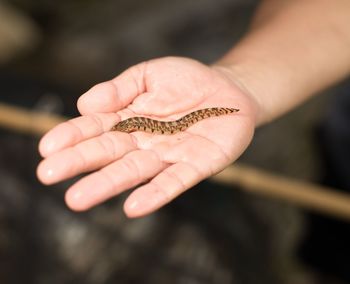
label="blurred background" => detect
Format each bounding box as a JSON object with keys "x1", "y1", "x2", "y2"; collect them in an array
[{"x1": 0, "y1": 0, "x2": 349, "y2": 283}]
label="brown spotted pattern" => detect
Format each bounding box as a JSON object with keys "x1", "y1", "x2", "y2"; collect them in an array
[{"x1": 111, "y1": 107, "x2": 239, "y2": 135}]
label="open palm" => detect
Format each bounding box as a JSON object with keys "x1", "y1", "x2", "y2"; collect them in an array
[{"x1": 37, "y1": 57, "x2": 257, "y2": 217}]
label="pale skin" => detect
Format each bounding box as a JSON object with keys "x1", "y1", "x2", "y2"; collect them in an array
[{"x1": 37, "y1": 0, "x2": 350, "y2": 218}]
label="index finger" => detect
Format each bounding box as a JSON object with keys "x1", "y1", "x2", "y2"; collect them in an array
[
  {"x1": 77, "y1": 62, "x2": 147, "y2": 115},
  {"x1": 38, "y1": 112, "x2": 120, "y2": 157}
]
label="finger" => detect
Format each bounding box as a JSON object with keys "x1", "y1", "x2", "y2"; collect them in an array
[
  {"x1": 123, "y1": 162, "x2": 201, "y2": 218},
  {"x1": 129, "y1": 91, "x2": 185, "y2": 117},
  {"x1": 37, "y1": 132, "x2": 137, "y2": 184},
  {"x1": 161, "y1": 135, "x2": 231, "y2": 175},
  {"x1": 65, "y1": 149, "x2": 167, "y2": 211},
  {"x1": 78, "y1": 63, "x2": 147, "y2": 115},
  {"x1": 39, "y1": 112, "x2": 120, "y2": 157}
]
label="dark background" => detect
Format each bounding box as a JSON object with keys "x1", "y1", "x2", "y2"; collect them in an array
[{"x1": 0, "y1": 1, "x2": 349, "y2": 283}]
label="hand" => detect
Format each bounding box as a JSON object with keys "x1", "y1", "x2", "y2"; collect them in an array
[{"x1": 37, "y1": 57, "x2": 257, "y2": 217}]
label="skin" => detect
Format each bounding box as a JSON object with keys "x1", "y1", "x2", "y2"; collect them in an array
[{"x1": 37, "y1": 0, "x2": 350, "y2": 218}]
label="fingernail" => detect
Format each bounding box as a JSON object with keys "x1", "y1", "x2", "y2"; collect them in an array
[
  {"x1": 128, "y1": 200, "x2": 139, "y2": 210},
  {"x1": 39, "y1": 136, "x2": 56, "y2": 157},
  {"x1": 46, "y1": 168, "x2": 54, "y2": 177},
  {"x1": 71, "y1": 189, "x2": 83, "y2": 201},
  {"x1": 124, "y1": 194, "x2": 159, "y2": 218}
]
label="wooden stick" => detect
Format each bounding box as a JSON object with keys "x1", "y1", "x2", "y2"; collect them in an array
[
  {"x1": 0, "y1": 102, "x2": 66, "y2": 135},
  {"x1": 1, "y1": 102, "x2": 350, "y2": 220},
  {"x1": 211, "y1": 165, "x2": 350, "y2": 221}
]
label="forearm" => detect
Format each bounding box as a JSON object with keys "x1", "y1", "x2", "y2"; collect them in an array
[{"x1": 216, "y1": 0, "x2": 350, "y2": 125}]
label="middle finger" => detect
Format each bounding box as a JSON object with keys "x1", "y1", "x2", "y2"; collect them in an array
[{"x1": 37, "y1": 132, "x2": 137, "y2": 184}]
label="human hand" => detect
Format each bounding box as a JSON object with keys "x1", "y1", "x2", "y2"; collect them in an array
[{"x1": 37, "y1": 57, "x2": 257, "y2": 217}]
